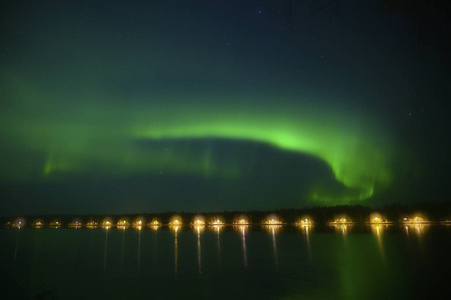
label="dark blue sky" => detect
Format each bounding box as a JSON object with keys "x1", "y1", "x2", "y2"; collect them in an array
[{"x1": 0, "y1": 0, "x2": 449, "y2": 216}]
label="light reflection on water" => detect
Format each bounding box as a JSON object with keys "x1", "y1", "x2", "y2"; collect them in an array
[
  {"x1": 404, "y1": 224, "x2": 430, "y2": 237},
  {"x1": 195, "y1": 225, "x2": 204, "y2": 274},
  {"x1": 370, "y1": 224, "x2": 388, "y2": 258},
  {"x1": 2, "y1": 225, "x2": 450, "y2": 299},
  {"x1": 296, "y1": 224, "x2": 312, "y2": 258},
  {"x1": 404, "y1": 224, "x2": 429, "y2": 251},
  {"x1": 264, "y1": 225, "x2": 280, "y2": 268},
  {"x1": 411, "y1": 224, "x2": 428, "y2": 235},
  {"x1": 333, "y1": 224, "x2": 350, "y2": 236},
  {"x1": 171, "y1": 225, "x2": 180, "y2": 275},
  {"x1": 120, "y1": 227, "x2": 125, "y2": 267},
  {"x1": 137, "y1": 226, "x2": 142, "y2": 270},
  {"x1": 12, "y1": 227, "x2": 20, "y2": 270},
  {"x1": 212, "y1": 225, "x2": 222, "y2": 268},
  {"x1": 103, "y1": 227, "x2": 109, "y2": 273},
  {"x1": 235, "y1": 225, "x2": 249, "y2": 270},
  {"x1": 152, "y1": 226, "x2": 158, "y2": 265}
]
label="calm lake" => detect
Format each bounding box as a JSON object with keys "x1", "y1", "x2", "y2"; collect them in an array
[{"x1": 1, "y1": 225, "x2": 450, "y2": 299}]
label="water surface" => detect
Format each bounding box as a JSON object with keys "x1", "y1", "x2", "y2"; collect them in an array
[{"x1": 1, "y1": 225, "x2": 449, "y2": 299}]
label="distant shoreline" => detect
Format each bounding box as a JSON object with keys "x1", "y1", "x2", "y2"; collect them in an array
[{"x1": 2, "y1": 203, "x2": 450, "y2": 228}]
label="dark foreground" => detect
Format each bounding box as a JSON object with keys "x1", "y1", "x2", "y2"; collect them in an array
[{"x1": 1, "y1": 225, "x2": 449, "y2": 299}]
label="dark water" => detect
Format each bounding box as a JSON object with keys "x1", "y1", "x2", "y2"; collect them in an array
[{"x1": 1, "y1": 225, "x2": 450, "y2": 299}]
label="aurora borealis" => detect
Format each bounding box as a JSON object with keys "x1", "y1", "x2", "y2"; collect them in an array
[{"x1": 1, "y1": 1, "x2": 449, "y2": 215}]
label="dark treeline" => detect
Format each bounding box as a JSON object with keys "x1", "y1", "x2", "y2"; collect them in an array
[{"x1": 2, "y1": 202, "x2": 450, "y2": 226}]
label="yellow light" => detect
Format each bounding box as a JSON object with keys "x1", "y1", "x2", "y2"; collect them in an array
[
  {"x1": 193, "y1": 216, "x2": 205, "y2": 226},
  {"x1": 413, "y1": 216, "x2": 424, "y2": 222},
  {"x1": 14, "y1": 218, "x2": 25, "y2": 228},
  {"x1": 370, "y1": 215, "x2": 384, "y2": 223},
  {"x1": 118, "y1": 220, "x2": 128, "y2": 226},
  {"x1": 212, "y1": 224, "x2": 223, "y2": 232},
  {"x1": 194, "y1": 224, "x2": 205, "y2": 231},
  {"x1": 236, "y1": 224, "x2": 248, "y2": 233},
  {"x1": 265, "y1": 224, "x2": 281, "y2": 234},
  {"x1": 332, "y1": 217, "x2": 351, "y2": 224},
  {"x1": 234, "y1": 216, "x2": 249, "y2": 225},
  {"x1": 171, "y1": 224, "x2": 181, "y2": 233},
  {"x1": 210, "y1": 217, "x2": 224, "y2": 226},
  {"x1": 170, "y1": 216, "x2": 182, "y2": 226},
  {"x1": 102, "y1": 219, "x2": 112, "y2": 228},
  {"x1": 265, "y1": 215, "x2": 282, "y2": 225},
  {"x1": 371, "y1": 224, "x2": 386, "y2": 235},
  {"x1": 334, "y1": 224, "x2": 348, "y2": 235},
  {"x1": 133, "y1": 219, "x2": 144, "y2": 227},
  {"x1": 403, "y1": 215, "x2": 426, "y2": 224},
  {"x1": 49, "y1": 220, "x2": 61, "y2": 227}
]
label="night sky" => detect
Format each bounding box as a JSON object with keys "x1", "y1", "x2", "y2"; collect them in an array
[{"x1": 1, "y1": 0, "x2": 449, "y2": 216}]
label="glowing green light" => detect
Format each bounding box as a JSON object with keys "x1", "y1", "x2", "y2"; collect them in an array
[
  {"x1": 0, "y1": 76, "x2": 392, "y2": 203},
  {"x1": 131, "y1": 102, "x2": 392, "y2": 201}
]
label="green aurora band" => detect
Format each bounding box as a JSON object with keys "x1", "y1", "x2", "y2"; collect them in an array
[
  {"x1": 131, "y1": 100, "x2": 392, "y2": 201},
  {"x1": 1, "y1": 76, "x2": 392, "y2": 204}
]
